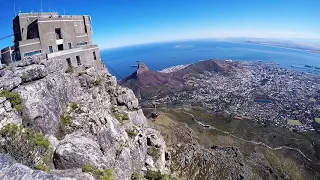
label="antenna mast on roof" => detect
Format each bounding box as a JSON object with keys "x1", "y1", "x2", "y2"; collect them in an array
[
  {"x1": 14, "y1": 4, "x2": 16, "y2": 16},
  {"x1": 40, "y1": 0, "x2": 43, "y2": 13}
]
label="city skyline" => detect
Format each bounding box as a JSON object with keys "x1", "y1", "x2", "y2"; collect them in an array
[{"x1": 0, "y1": 0, "x2": 319, "y2": 49}]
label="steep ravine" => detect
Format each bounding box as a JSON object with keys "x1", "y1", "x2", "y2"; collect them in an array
[{"x1": 0, "y1": 57, "x2": 171, "y2": 180}]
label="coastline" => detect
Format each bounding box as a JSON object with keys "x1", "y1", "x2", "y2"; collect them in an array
[{"x1": 222, "y1": 40, "x2": 320, "y2": 57}]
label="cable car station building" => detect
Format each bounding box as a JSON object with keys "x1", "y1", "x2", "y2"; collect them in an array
[{"x1": 1, "y1": 12, "x2": 101, "y2": 68}]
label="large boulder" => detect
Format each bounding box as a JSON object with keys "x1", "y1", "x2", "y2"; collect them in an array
[
  {"x1": 116, "y1": 87, "x2": 139, "y2": 110},
  {"x1": 53, "y1": 134, "x2": 107, "y2": 169},
  {"x1": 15, "y1": 64, "x2": 48, "y2": 82},
  {"x1": 13, "y1": 73, "x2": 78, "y2": 135},
  {"x1": 0, "y1": 69, "x2": 22, "y2": 91},
  {"x1": 0, "y1": 154, "x2": 72, "y2": 180}
]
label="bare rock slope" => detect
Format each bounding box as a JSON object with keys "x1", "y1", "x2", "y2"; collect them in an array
[{"x1": 0, "y1": 57, "x2": 171, "y2": 180}]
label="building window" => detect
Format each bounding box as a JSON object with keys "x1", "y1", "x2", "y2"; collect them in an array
[
  {"x1": 93, "y1": 51, "x2": 97, "y2": 60},
  {"x1": 24, "y1": 50, "x2": 41, "y2": 57},
  {"x1": 55, "y1": 28, "x2": 62, "y2": 39},
  {"x1": 76, "y1": 56, "x2": 81, "y2": 66},
  {"x1": 48, "y1": 46, "x2": 53, "y2": 53},
  {"x1": 76, "y1": 41, "x2": 87, "y2": 47},
  {"x1": 58, "y1": 44, "x2": 64, "y2": 51},
  {"x1": 66, "y1": 58, "x2": 71, "y2": 67},
  {"x1": 68, "y1": 43, "x2": 72, "y2": 49}
]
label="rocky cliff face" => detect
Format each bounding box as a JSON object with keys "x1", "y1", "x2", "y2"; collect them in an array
[{"x1": 0, "y1": 57, "x2": 171, "y2": 180}]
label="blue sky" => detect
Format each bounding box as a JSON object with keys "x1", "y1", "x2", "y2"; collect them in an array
[{"x1": 0, "y1": 0, "x2": 319, "y2": 49}]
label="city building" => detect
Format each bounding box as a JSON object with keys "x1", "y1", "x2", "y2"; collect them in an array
[{"x1": 1, "y1": 12, "x2": 101, "y2": 67}]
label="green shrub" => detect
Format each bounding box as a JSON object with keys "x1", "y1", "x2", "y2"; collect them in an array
[
  {"x1": 94, "y1": 79, "x2": 102, "y2": 86},
  {"x1": 82, "y1": 164, "x2": 94, "y2": 173},
  {"x1": 131, "y1": 172, "x2": 144, "y2": 180},
  {"x1": 126, "y1": 129, "x2": 137, "y2": 138},
  {"x1": 145, "y1": 170, "x2": 177, "y2": 180},
  {"x1": 34, "y1": 163, "x2": 49, "y2": 173},
  {"x1": 147, "y1": 146, "x2": 160, "y2": 161},
  {"x1": 70, "y1": 102, "x2": 79, "y2": 111},
  {"x1": 60, "y1": 112, "x2": 71, "y2": 126},
  {"x1": 90, "y1": 168, "x2": 115, "y2": 180},
  {"x1": 114, "y1": 113, "x2": 130, "y2": 125},
  {"x1": 114, "y1": 113, "x2": 122, "y2": 121},
  {"x1": 14, "y1": 104, "x2": 24, "y2": 112},
  {"x1": 122, "y1": 113, "x2": 129, "y2": 120},
  {"x1": 56, "y1": 109, "x2": 72, "y2": 140},
  {"x1": 65, "y1": 66, "x2": 74, "y2": 74},
  {"x1": 94, "y1": 169, "x2": 105, "y2": 177},
  {"x1": 111, "y1": 106, "x2": 117, "y2": 113},
  {"x1": 0, "y1": 124, "x2": 51, "y2": 168},
  {"x1": 0, "y1": 90, "x2": 23, "y2": 111}
]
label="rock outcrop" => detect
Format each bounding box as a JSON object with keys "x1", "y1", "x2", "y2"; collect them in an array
[
  {"x1": 0, "y1": 57, "x2": 171, "y2": 180},
  {"x1": 0, "y1": 154, "x2": 71, "y2": 180},
  {"x1": 0, "y1": 97, "x2": 22, "y2": 129}
]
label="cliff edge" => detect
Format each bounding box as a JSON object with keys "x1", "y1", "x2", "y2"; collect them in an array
[{"x1": 0, "y1": 56, "x2": 171, "y2": 180}]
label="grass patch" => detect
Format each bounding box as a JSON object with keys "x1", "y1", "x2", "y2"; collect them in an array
[
  {"x1": 0, "y1": 124, "x2": 51, "y2": 168},
  {"x1": 60, "y1": 112, "x2": 71, "y2": 126},
  {"x1": 82, "y1": 164, "x2": 94, "y2": 173},
  {"x1": 147, "y1": 146, "x2": 160, "y2": 161},
  {"x1": 315, "y1": 118, "x2": 320, "y2": 124},
  {"x1": 34, "y1": 163, "x2": 49, "y2": 173},
  {"x1": 70, "y1": 102, "x2": 79, "y2": 111},
  {"x1": 123, "y1": 113, "x2": 129, "y2": 120},
  {"x1": 0, "y1": 90, "x2": 24, "y2": 112},
  {"x1": 287, "y1": 119, "x2": 302, "y2": 126},
  {"x1": 81, "y1": 164, "x2": 114, "y2": 180},
  {"x1": 114, "y1": 113, "x2": 129, "y2": 124},
  {"x1": 145, "y1": 170, "x2": 177, "y2": 180},
  {"x1": 126, "y1": 128, "x2": 137, "y2": 138},
  {"x1": 65, "y1": 66, "x2": 74, "y2": 74},
  {"x1": 265, "y1": 149, "x2": 303, "y2": 180},
  {"x1": 56, "y1": 106, "x2": 74, "y2": 140},
  {"x1": 131, "y1": 172, "x2": 144, "y2": 180}
]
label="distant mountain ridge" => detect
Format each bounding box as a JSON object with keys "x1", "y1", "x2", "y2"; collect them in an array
[{"x1": 120, "y1": 60, "x2": 229, "y2": 100}]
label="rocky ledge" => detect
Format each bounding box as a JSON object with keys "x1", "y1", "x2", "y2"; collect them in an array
[{"x1": 0, "y1": 57, "x2": 171, "y2": 180}]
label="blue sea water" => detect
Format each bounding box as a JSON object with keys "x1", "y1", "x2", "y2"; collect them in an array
[{"x1": 100, "y1": 40, "x2": 320, "y2": 80}]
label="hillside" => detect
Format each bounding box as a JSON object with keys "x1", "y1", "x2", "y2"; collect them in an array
[
  {"x1": 121, "y1": 59, "x2": 320, "y2": 179},
  {"x1": 120, "y1": 60, "x2": 229, "y2": 100}
]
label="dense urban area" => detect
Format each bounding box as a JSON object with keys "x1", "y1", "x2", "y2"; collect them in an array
[{"x1": 153, "y1": 61, "x2": 320, "y2": 132}]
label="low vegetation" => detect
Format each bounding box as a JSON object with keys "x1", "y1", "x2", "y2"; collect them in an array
[
  {"x1": 56, "y1": 104, "x2": 75, "y2": 140},
  {"x1": 70, "y1": 102, "x2": 79, "y2": 111},
  {"x1": 114, "y1": 112, "x2": 130, "y2": 124},
  {"x1": 131, "y1": 171, "x2": 177, "y2": 180},
  {"x1": 82, "y1": 164, "x2": 93, "y2": 173},
  {"x1": 65, "y1": 66, "x2": 74, "y2": 74},
  {"x1": 145, "y1": 170, "x2": 177, "y2": 180},
  {"x1": 315, "y1": 118, "x2": 320, "y2": 124},
  {"x1": 265, "y1": 149, "x2": 303, "y2": 180},
  {"x1": 0, "y1": 90, "x2": 24, "y2": 112},
  {"x1": 131, "y1": 172, "x2": 144, "y2": 180},
  {"x1": 34, "y1": 163, "x2": 50, "y2": 173},
  {"x1": 126, "y1": 128, "x2": 137, "y2": 138},
  {"x1": 147, "y1": 146, "x2": 160, "y2": 161},
  {"x1": 82, "y1": 164, "x2": 114, "y2": 180},
  {"x1": 94, "y1": 79, "x2": 102, "y2": 86},
  {"x1": 0, "y1": 124, "x2": 51, "y2": 171}
]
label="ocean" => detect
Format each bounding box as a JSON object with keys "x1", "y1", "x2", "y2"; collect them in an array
[{"x1": 100, "y1": 40, "x2": 320, "y2": 80}]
